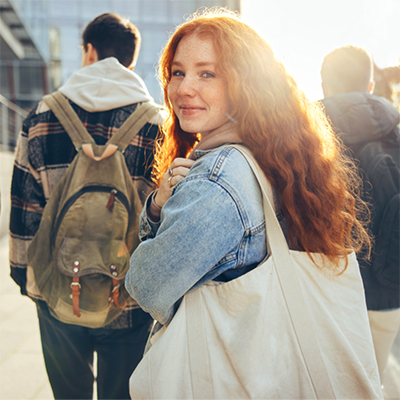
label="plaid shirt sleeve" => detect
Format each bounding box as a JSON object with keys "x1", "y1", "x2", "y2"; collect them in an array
[{"x1": 9, "y1": 111, "x2": 46, "y2": 294}]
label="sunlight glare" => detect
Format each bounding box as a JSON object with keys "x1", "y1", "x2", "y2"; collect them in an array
[{"x1": 241, "y1": 0, "x2": 400, "y2": 101}]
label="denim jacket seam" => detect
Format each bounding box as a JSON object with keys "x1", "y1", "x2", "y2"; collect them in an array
[
  {"x1": 250, "y1": 221, "x2": 266, "y2": 235},
  {"x1": 180, "y1": 158, "x2": 266, "y2": 235},
  {"x1": 213, "y1": 236, "x2": 250, "y2": 271},
  {"x1": 211, "y1": 252, "x2": 238, "y2": 270},
  {"x1": 181, "y1": 173, "x2": 253, "y2": 231},
  {"x1": 236, "y1": 236, "x2": 246, "y2": 267},
  {"x1": 208, "y1": 147, "x2": 232, "y2": 181},
  {"x1": 208, "y1": 147, "x2": 262, "y2": 232},
  {"x1": 218, "y1": 178, "x2": 252, "y2": 232}
]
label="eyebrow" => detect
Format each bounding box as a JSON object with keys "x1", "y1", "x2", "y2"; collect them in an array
[{"x1": 171, "y1": 60, "x2": 216, "y2": 68}]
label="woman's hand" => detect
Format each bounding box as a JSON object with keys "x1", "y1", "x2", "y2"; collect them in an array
[{"x1": 155, "y1": 158, "x2": 195, "y2": 208}]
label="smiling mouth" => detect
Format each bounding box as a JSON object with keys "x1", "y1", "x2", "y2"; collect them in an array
[{"x1": 180, "y1": 106, "x2": 204, "y2": 115}]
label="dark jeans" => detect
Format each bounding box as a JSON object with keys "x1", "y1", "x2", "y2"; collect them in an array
[{"x1": 36, "y1": 301, "x2": 153, "y2": 400}]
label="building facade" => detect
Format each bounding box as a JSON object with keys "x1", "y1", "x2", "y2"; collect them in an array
[
  {"x1": 0, "y1": 0, "x2": 46, "y2": 150},
  {"x1": 1, "y1": 0, "x2": 240, "y2": 151},
  {"x1": 12, "y1": 0, "x2": 241, "y2": 103}
]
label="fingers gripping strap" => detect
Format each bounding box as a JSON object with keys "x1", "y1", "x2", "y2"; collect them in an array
[
  {"x1": 107, "y1": 102, "x2": 161, "y2": 151},
  {"x1": 229, "y1": 145, "x2": 336, "y2": 399},
  {"x1": 43, "y1": 92, "x2": 94, "y2": 150}
]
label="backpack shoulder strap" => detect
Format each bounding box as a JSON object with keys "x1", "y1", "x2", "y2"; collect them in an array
[
  {"x1": 43, "y1": 91, "x2": 94, "y2": 150},
  {"x1": 107, "y1": 102, "x2": 161, "y2": 152},
  {"x1": 44, "y1": 93, "x2": 162, "y2": 161}
]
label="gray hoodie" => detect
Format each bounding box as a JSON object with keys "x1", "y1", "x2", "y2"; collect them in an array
[
  {"x1": 322, "y1": 92, "x2": 400, "y2": 147},
  {"x1": 38, "y1": 57, "x2": 163, "y2": 126}
]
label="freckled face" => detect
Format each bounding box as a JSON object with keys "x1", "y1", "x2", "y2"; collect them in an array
[{"x1": 167, "y1": 33, "x2": 232, "y2": 139}]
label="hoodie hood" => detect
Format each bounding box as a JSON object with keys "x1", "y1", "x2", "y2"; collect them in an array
[
  {"x1": 322, "y1": 92, "x2": 400, "y2": 145},
  {"x1": 58, "y1": 57, "x2": 154, "y2": 112}
]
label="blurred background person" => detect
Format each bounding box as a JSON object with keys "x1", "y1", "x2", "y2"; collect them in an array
[{"x1": 320, "y1": 45, "x2": 400, "y2": 394}]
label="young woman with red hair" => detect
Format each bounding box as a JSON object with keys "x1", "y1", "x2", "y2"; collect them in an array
[{"x1": 126, "y1": 8, "x2": 381, "y2": 398}]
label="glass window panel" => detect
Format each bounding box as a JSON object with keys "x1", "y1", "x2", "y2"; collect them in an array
[
  {"x1": 0, "y1": 66, "x2": 10, "y2": 97},
  {"x1": 112, "y1": 0, "x2": 140, "y2": 20},
  {"x1": 19, "y1": 65, "x2": 43, "y2": 95},
  {"x1": 50, "y1": 0, "x2": 79, "y2": 17},
  {"x1": 80, "y1": 0, "x2": 110, "y2": 19},
  {"x1": 171, "y1": 1, "x2": 198, "y2": 23},
  {"x1": 142, "y1": 0, "x2": 169, "y2": 23}
]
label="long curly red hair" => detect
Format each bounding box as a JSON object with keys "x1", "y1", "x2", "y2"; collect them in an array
[{"x1": 153, "y1": 7, "x2": 370, "y2": 268}]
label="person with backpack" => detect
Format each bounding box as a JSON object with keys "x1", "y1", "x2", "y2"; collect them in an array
[
  {"x1": 320, "y1": 45, "x2": 400, "y2": 391},
  {"x1": 9, "y1": 13, "x2": 163, "y2": 400}
]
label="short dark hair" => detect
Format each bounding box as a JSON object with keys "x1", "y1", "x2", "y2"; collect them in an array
[
  {"x1": 82, "y1": 13, "x2": 141, "y2": 68},
  {"x1": 321, "y1": 45, "x2": 373, "y2": 94}
]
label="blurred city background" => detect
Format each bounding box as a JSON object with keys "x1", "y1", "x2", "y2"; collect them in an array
[
  {"x1": 0, "y1": 0, "x2": 399, "y2": 399},
  {"x1": 1, "y1": 0, "x2": 399, "y2": 155}
]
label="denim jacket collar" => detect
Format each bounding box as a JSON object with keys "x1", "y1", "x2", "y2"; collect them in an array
[{"x1": 192, "y1": 143, "x2": 244, "y2": 160}]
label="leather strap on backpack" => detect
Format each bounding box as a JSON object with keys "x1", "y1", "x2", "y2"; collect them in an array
[
  {"x1": 110, "y1": 279, "x2": 127, "y2": 309},
  {"x1": 71, "y1": 276, "x2": 81, "y2": 318},
  {"x1": 70, "y1": 277, "x2": 126, "y2": 318}
]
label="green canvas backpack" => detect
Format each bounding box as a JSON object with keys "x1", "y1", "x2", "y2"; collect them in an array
[{"x1": 27, "y1": 91, "x2": 160, "y2": 328}]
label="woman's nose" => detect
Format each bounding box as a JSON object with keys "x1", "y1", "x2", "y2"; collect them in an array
[{"x1": 177, "y1": 76, "x2": 196, "y2": 96}]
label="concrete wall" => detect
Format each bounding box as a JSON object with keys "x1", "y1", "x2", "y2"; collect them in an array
[{"x1": 0, "y1": 151, "x2": 15, "y2": 238}]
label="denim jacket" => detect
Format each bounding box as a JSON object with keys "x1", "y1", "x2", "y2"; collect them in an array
[{"x1": 126, "y1": 146, "x2": 284, "y2": 325}]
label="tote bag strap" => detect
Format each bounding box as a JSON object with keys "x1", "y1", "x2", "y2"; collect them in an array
[
  {"x1": 230, "y1": 145, "x2": 335, "y2": 399},
  {"x1": 187, "y1": 144, "x2": 335, "y2": 399}
]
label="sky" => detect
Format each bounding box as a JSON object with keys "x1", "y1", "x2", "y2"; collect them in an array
[{"x1": 241, "y1": 0, "x2": 400, "y2": 101}]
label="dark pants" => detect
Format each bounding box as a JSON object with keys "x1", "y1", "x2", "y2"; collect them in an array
[{"x1": 36, "y1": 301, "x2": 153, "y2": 400}]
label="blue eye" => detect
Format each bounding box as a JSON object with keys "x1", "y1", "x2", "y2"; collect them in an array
[
  {"x1": 202, "y1": 72, "x2": 215, "y2": 78},
  {"x1": 172, "y1": 70, "x2": 184, "y2": 77}
]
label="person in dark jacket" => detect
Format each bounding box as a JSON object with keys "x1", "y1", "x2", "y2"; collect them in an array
[
  {"x1": 9, "y1": 13, "x2": 164, "y2": 400},
  {"x1": 320, "y1": 45, "x2": 400, "y2": 390}
]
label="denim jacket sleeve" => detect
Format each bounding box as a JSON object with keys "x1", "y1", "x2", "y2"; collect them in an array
[{"x1": 126, "y1": 176, "x2": 245, "y2": 325}]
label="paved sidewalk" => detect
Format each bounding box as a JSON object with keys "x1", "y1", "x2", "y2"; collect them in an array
[
  {"x1": 0, "y1": 151, "x2": 50, "y2": 399},
  {"x1": 0, "y1": 235, "x2": 53, "y2": 400},
  {"x1": 0, "y1": 151, "x2": 52, "y2": 399}
]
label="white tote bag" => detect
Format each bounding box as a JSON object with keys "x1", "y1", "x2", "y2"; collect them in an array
[{"x1": 130, "y1": 145, "x2": 382, "y2": 400}]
